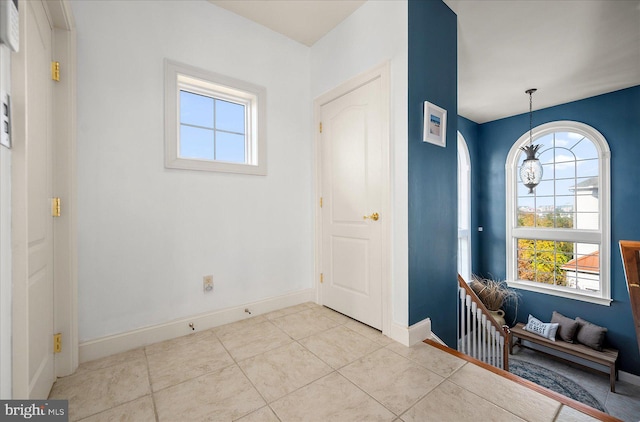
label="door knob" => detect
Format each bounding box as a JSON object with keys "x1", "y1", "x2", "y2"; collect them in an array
[{"x1": 363, "y1": 212, "x2": 379, "y2": 221}]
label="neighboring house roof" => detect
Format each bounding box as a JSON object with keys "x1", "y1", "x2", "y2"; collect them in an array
[
  {"x1": 562, "y1": 251, "x2": 599, "y2": 274},
  {"x1": 570, "y1": 176, "x2": 598, "y2": 192}
]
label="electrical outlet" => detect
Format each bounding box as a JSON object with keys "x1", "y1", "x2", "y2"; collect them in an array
[{"x1": 203, "y1": 275, "x2": 213, "y2": 292}]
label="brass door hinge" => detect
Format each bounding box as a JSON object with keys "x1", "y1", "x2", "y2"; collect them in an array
[
  {"x1": 320, "y1": 273, "x2": 324, "y2": 283},
  {"x1": 320, "y1": 197, "x2": 323, "y2": 208},
  {"x1": 53, "y1": 333, "x2": 62, "y2": 353},
  {"x1": 319, "y1": 122, "x2": 322, "y2": 133},
  {"x1": 52, "y1": 197, "x2": 61, "y2": 217},
  {"x1": 51, "y1": 61, "x2": 60, "y2": 82}
]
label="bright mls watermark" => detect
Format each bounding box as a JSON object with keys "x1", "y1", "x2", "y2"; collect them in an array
[{"x1": 1, "y1": 400, "x2": 68, "y2": 421}]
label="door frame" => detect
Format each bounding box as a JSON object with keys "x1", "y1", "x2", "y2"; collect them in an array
[
  {"x1": 51, "y1": 0, "x2": 78, "y2": 380},
  {"x1": 11, "y1": 0, "x2": 77, "y2": 397},
  {"x1": 313, "y1": 62, "x2": 391, "y2": 335}
]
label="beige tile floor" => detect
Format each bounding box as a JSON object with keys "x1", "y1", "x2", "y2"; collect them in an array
[{"x1": 50, "y1": 302, "x2": 613, "y2": 421}]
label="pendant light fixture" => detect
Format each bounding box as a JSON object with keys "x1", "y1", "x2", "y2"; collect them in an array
[{"x1": 519, "y1": 88, "x2": 543, "y2": 194}]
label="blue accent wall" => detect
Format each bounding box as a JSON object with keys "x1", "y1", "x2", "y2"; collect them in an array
[
  {"x1": 408, "y1": 0, "x2": 458, "y2": 347},
  {"x1": 471, "y1": 86, "x2": 640, "y2": 375}
]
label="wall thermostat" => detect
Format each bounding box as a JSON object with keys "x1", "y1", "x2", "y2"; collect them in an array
[{"x1": 0, "y1": 0, "x2": 19, "y2": 52}]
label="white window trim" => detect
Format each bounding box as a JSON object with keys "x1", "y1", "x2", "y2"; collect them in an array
[
  {"x1": 505, "y1": 121, "x2": 611, "y2": 305},
  {"x1": 164, "y1": 59, "x2": 267, "y2": 175},
  {"x1": 458, "y1": 132, "x2": 472, "y2": 283}
]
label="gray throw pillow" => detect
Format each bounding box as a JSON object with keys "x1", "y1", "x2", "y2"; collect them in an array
[
  {"x1": 551, "y1": 311, "x2": 579, "y2": 343},
  {"x1": 575, "y1": 317, "x2": 607, "y2": 351}
]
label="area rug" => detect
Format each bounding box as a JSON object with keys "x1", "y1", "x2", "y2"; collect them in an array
[{"x1": 509, "y1": 359, "x2": 607, "y2": 413}]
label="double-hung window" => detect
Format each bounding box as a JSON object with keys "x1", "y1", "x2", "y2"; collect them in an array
[
  {"x1": 505, "y1": 121, "x2": 611, "y2": 305},
  {"x1": 165, "y1": 60, "x2": 266, "y2": 175}
]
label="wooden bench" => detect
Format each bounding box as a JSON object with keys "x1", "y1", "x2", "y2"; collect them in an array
[{"x1": 510, "y1": 323, "x2": 619, "y2": 392}]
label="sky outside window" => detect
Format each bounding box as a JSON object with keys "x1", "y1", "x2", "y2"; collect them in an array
[{"x1": 179, "y1": 90, "x2": 246, "y2": 163}]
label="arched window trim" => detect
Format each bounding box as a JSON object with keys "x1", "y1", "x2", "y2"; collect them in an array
[
  {"x1": 505, "y1": 121, "x2": 611, "y2": 305},
  {"x1": 458, "y1": 132, "x2": 471, "y2": 283}
]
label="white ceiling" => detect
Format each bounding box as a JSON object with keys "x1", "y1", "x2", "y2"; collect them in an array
[
  {"x1": 445, "y1": 0, "x2": 640, "y2": 123},
  {"x1": 209, "y1": 0, "x2": 640, "y2": 123},
  {"x1": 209, "y1": 0, "x2": 366, "y2": 47}
]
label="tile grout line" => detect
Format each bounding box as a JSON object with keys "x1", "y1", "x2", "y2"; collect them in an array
[
  {"x1": 382, "y1": 342, "x2": 460, "y2": 380},
  {"x1": 143, "y1": 347, "x2": 161, "y2": 422},
  {"x1": 278, "y1": 307, "x2": 409, "y2": 417},
  {"x1": 336, "y1": 347, "x2": 452, "y2": 418},
  {"x1": 293, "y1": 324, "x2": 385, "y2": 371},
  {"x1": 446, "y1": 371, "x2": 534, "y2": 422},
  {"x1": 231, "y1": 306, "x2": 389, "y2": 417},
  {"x1": 54, "y1": 354, "x2": 153, "y2": 422},
  {"x1": 232, "y1": 307, "x2": 360, "y2": 419},
  {"x1": 445, "y1": 362, "x2": 565, "y2": 421},
  {"x1": 233, "y1": 337, "x2": 335, "y2": 405},
  {"x1": 213, "y1": 320, "x2": 291, "y2": 421},
  {"x1": 146, "y1": 330, "x2": 237, "y2": 396},
  {"x1": 394, "y1": 376, "x2": 449, "y2": 421},
  {"x1": 334, "y1": 368, "x2": 402, "y2": 417},
  {"x1": 551, "y1": 403, "x2": 564, "y2": 422}
]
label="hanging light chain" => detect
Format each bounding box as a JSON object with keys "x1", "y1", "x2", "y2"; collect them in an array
[
  {"x1": 520, "y1": 88, "x2": 542, "y2": 194},
  {"x1": 529, "y1": 90, "x2": 533, "y2": 145},
  {"x1": 526, "y1": 88, "x2": 537, "y2": 146}
]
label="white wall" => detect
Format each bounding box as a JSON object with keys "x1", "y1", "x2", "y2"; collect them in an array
[
  {"x1": 0, "y1": 44, "x2": 12, "y2": 398},
  {"x1": 310, "y1": 0, "x2": 409, "y2": 326},
  {"x1": 72, "y1": 0, "x2": 313, "y2": 342}
]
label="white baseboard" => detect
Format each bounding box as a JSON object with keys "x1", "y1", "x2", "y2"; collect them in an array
[
  {"x1": 79, "y1": 289, "x2": 315, "y2": 363},
  {"x1": 429, "y1": 331, "x2": 446, "y2": 346},
  {"x1": 387, "y1": 317, "x2": 431, "y2": 346},
  {"x1": 619, "y1": 369, "x2": 640, "y2": 387}
]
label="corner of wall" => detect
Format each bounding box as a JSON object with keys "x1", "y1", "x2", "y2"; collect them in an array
[
  {"x1": 388, "y1": 317, "x2": 431, "y2": 347},
  {"x1": 407, "y1": 0, "x2": 458, "y2": 346},
  {"x1": 0, "y1": 44, "x2": 12, "y2": 399}
]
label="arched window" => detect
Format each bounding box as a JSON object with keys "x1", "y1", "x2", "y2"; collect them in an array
[
  {"x1": 458, "y1": 132, "x2": 471, "y2": 283},
  {"x1": 505, "y1": 121, "x2": 611, "y2": 305}
]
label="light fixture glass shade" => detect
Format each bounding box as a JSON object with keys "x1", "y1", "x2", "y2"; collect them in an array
[{"x1": 519, "y1": 144, "x2": 543, "y2": 194}]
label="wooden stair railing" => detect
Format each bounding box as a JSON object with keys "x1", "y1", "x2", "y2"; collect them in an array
[
  {"x1": 619, "y1": 240, "x2": 640, "y2": 355},
  {"x1": 458, "y1": 274, "x2": 510, "y2": 371}
]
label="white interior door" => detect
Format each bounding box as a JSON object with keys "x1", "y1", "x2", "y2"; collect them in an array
[
  {"x1": 320, "y1": 76, "x2": 384, "y2": 330},
  {"x1": 12, "y1": 0, "x2": 55, "y2": 399}
]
